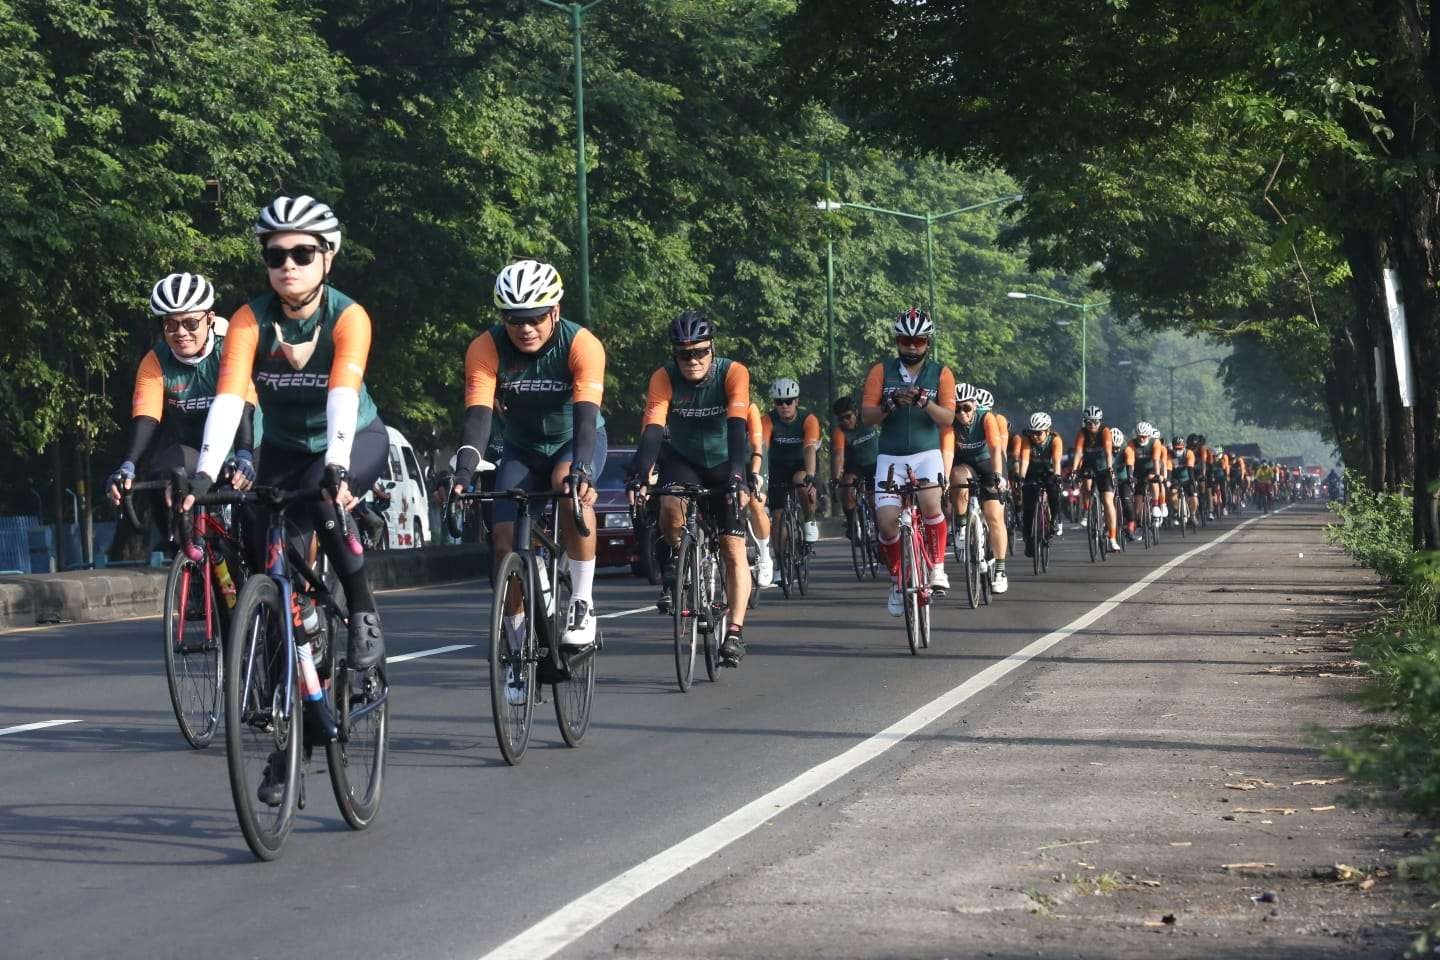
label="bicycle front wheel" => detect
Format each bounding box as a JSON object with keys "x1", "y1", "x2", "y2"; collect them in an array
[
  {"x1": 673, "y1": 537, "x2": 698, "y2": 691},
  {"x1": 551, "y1": 568, "x2": 595, "y2": 746},
  {"x1": 163, "y1": 552, "x2": 223, "y2": 749},
  {"x1": 489, "y1": 551, "x2": 535, "y2": 765},
  {"x1": 901, "y1": 528, "x2": 924, "y2": 655},
  {"x1": 225, "y1": 576, "x2": 301, "y2": 861},
  {"x1": 703, "y1": 545, "x2": 728, "y2": 683}
]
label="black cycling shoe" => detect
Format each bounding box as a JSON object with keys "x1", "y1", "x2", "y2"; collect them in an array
[
  {"x1": 658, "y1": 561, "x2": 678, "y2": 614},
  {"x1": 347, "y1": 611, "x2": 385, "y2": 670},
  {"x1": 303, "y1": 697, "x2": 338, "y2": 747},
  {"x1": 719, "y1": 629, "x2": 746, "y2": 666},
  {"x1": 1023, "y1": 543, "x2": 1035, "y2": 558},
  {"x1": 257, "y1": 750, "x2": 287, "y2": 807}
]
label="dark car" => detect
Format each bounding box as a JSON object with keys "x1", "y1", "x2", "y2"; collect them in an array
[{"x1": 595, "y1": 446, "x2": 641, "y2": 571}]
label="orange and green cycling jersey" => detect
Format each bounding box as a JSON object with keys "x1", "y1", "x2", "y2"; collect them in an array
[
  {"x1": 1131, "y1": 437, "x2": 1165, "y2": 475},
  {"x1": 860, "y1": 357, "x2": 957, "y2": 456},
  {"x1": 132, "y1": 335, "x2": 258, "y2": 450},
  {"x1": 1020, "y1": 431, "x2": 1063, "y2": 476},
  {"x1": 831, "y1": 419, "x2": 880, "y2": 472},
  {"x1": 1071, "y1": 425, "x2": 1113, "y2": 469},
  {"x1": 1113, "y1": 443, "x2": 1135, "y2": 481},
  {"x1": 464, "y1": 318, "x2": 605, "y2": 458},
  {"x1": 947, "y1": 407, "x2": 1005, "y2": 467},
  {"x1": 217, "y1": 288, "x2": 374, "y2": 453},
  {"x1": 1170, "y1": 448, "x2": 1196, "y2": 481},
  {"x1": 762, "y1": 409, "x2": 821, "y2": 474},
  {"x1": 640, "y1": 358, "x2": 750, "y2": 470}
]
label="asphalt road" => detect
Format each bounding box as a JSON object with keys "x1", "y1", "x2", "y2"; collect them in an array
[{"x1": 0, "y1": 506, "x2": 1293, "y2": 960}]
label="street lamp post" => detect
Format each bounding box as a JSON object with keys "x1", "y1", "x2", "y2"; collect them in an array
[
  {"x1": 533, "y1": 0, "x2": 614, "y2": 326},
  {"x1": 1161, "y1": 356, "x2": 1225, "y2": 439},
  {"x1": 1006, "y1": 291, "x2": 1110, "y2": 411}
]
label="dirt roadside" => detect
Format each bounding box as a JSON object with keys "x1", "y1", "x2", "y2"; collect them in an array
[{"x1": 605, "y1": 506, "x2": 1433, "y2": 959}]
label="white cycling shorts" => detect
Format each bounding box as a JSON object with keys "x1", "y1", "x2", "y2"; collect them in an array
[{"x1": 874, "y1": 449, "x2": 944, "y2": 510}]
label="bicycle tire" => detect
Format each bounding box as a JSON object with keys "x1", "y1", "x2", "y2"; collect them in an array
[
  {"x1": 850, "y1": 512, "x2": 867, "y2": 582},
  {"x1": 639, "y1": 521, "x2": 661, "y2": 585},
  {"x1": 963, "y1": 507, "x2": 980, "y2": 610},
  {"x1": 163, "y1": 552, "x2": 223, "y2": 749},
  {"x1": 326, "y1": 652, "x2": 388, "y2": 828},
  {"x1": 796, "y1": 521, "x2": 810, "y2": 597},
  {"x1": 1030, "y1": 495, "x2": 1044, "y2": 576},
  {"x1": 1086, "y1": 498, "x2": 1098, "y2": 562},
  {"x1": 776, "y1": 511, "x2": 793, "y2": 599},
  {"x1": 1038, "y1": 497, "x2": 1051, "y2": 574},
  {"x1": 225, "y1": 576, "x2": 301, "y2": 861},
  {"x1": 972, "y1": 510, "x2": 991, "y2": 606},
  {"x1": 863, "y1": 501, "x2": 881, "y2": 580},
  {"x1": 489, "y1": 551, "x2": 535, "y2": 764},
  {"x1": 673, "y1": 536, "x2": 698, "y2": 691},
  {"x1": 551, "y1": 567, "x2": 595, "y2": 746},
  {"x1": 703, "y1": 544, "x2": 727, "y2": 683},
  {"x1": 901, "y1": 526, "x2": 923, "y2": 655}
]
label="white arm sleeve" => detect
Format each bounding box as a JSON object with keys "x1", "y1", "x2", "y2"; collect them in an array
[
  {"x1": 325, "y1": 387, "x2": 361, "y2": 470},
  {"x1": 196, "y1": 392, "x2": 246, "y2": 478}
]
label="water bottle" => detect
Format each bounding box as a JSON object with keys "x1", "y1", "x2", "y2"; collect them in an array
[{"x1": 213, "y1": 555, "x2": 237, "y2": 609}]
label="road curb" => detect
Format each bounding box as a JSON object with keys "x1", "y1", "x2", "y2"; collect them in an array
[{"x1": 0, "y1": 543, "x2": 492, "y2": 633}]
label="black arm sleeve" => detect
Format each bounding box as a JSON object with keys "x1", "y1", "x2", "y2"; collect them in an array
[
  {"x1": 571, "y1": 400, "x2": 599, "y2": 473},
  {"x1": 455, "y1": 404, "x2": 494, "y2": 480},
  {"x1": 123, "y1": 416, "x2": 159, "y2": 465},
  {"x1": 235, "y1": 403, "x2": 256, "y2": 454},
  {"x1": 726, "y1": 416, "x2": 748, "y2": 481},
  {"x1": 634, "y1": 423, "x2": 665, "y2": 481}
]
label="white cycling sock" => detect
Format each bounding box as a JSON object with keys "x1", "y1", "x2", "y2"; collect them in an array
[
  {"x1": 569, "y1": 556, "x2": 596, "y2": 604},
  {"x1": 755, "y1": 537, "x2": 770, "y2": 554}
]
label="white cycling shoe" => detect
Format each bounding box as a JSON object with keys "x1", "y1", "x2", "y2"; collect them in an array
[
  {"x1": 1108, "y1": 538, "x2": 1121, "y2": 551},
  {"x1": 803, "y1": 520, "x2": 820, "y2": 543},
  {"x1": 755, "y1": 552, "x2": 774, "y2": 587},
  {"x1": 992, "y1": 569, "x2": 1009, "y2": 594},
  {"x1": 887, "y1": 584, "x2": 903, "y2": 617},
  {"x1": 562, "y1": 599, "x2": 596, "y2": 651},
  {"x1": 929, "y1": 565, "x2": 950, "y2": 591}
]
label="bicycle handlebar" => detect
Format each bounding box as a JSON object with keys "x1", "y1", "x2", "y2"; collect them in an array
[{"x1": 447, "y1": 486, "x2": 591, "y2": 539}]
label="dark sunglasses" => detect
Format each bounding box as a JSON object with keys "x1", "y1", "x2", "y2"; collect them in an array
[
  {"x1": 160, "y1": 316, "x2": 206, "y2": 333},
  {"x1": 897, "y1": 335, "x2": 930, "y2": 349},
  {"x1": 958, "y1": 403, "x2": 977, "y2": 414},
  {"x1": 673, "y1": 346, "x2": 712, "y2": 362},
  {"x1": 774, "y1": 397, "x2": 798, "y2": 406},
  {"x1": 263, "y1": 244, "x2": 322, "y2": 268},
  {"x1": 503, "y1": 312, "x2": 552, "y2": 328}
]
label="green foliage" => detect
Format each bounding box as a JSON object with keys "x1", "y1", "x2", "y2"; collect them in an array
[{"x1": 1324, "y1": 470, "x2": 1415, "y2": 583}]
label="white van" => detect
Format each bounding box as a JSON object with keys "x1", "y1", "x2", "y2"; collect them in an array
[{"x1": 361, "y1": 426, "x2": 431, "y2": 549}]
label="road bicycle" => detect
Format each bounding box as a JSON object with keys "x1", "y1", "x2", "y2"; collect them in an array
[
  {"x1": 187, "y1": 482, "x2": 388, "y2": 861},
  {"x1": 1136, "y1": 477, "x2": 1161, "y2": 549},
  {"x1": 1025, "y1": 473, "x2": 1056, "y2": 576},
  {"x1": 954, "y1": 477, "x2": 993, "y2": 609},
  {"x1": 835, "y1": 476, "x2": 880, "y2": 582},
  {"x1": 774, "y1": 480, "x2": 813, "y2": 599},
  {"x1": 1076, "y1": 470, "x2": 1108, "y2": 564},
  {"x1": 447, "y1": 485, "x2": 598, "y2": 763},
  {"x1": 880, "y1": 465, "x2": 934, "y2": 655},
  {"x1": 127, "y1": 476, "x2": 246, "y2": 750}
]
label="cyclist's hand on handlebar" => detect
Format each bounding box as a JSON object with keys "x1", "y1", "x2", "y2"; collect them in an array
[
  {"x1": 323, "y1": 464, "x2": 355, "y2": 510},
  {"x1": 566, "y1": 467, "x2": 596, "y2": 508},
  {"x1": 178, "y1": 472, "x2": 212, "y2": 512},
  {"x1": 803, "y1": 473, "x2": 816, "y2": 488},
  {"x1": 224, "y1": 450, "x2": 256, "y2": 491},
  {"x1": 106, "y1": 461, "x2": 135, "y2": 506},
  {"x1": 728, "y1": 474, "x2": 751, "y2": 510}
]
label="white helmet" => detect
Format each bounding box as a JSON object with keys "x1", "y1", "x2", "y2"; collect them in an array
[
  {"x1": 149, "y1": 273, "x2": 215, "y2": 315},
  {"x1": 770, "y1": 377, "x2": 800, "y2": 400},
  {"x1": 494, "y1": 259, "x2": 564, "y2": 315},
  {"x1": 1028, "y1": 412, "x2": 1052, "y2": 432},
  {"x1": 254, "y1": 195, "x2": 342, "y2": 252},
  {"x1": 954, "y1": 381, "x2": 980, "y2": 404},
  {"x1": 975, "y1": 388, "x2": 994, "y2": 408},
  {"x1": 892, "y1": 307, "x2": 934, "y2": 337},
  {"x1": 1082, "y1": 405, "x2": 1103, "y2": 422},
  {"x1": 1135, "y1": 421, "x2": 1155, "y2": 439},
  {"x1": 1109, "y1": 427, "x2": 1125, "y2": 448}
]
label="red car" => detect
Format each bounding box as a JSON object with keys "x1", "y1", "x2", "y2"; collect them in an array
[{"x1": 594, "y1": 446, "x2": 641, "y2": 571}]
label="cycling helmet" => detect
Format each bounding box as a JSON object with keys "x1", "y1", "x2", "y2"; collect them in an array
[
  {"x1": 1186, "y1": 432, "x2": 1199, "y2": 446},
  {"x1": 975, "y1": 388, "x2": 995, "y2": 408},
  {"x1": 893, "y1": 307, "x2": 934, "y2": 337},
  {"x1": 833, "y1": 396, "x2": 856, "y2": 416},
  {"x1": 670, "y1": 308, "x2": 713, "y2": 344},
  {"x1": 1213, "y1": 444, "x2": 1224, "y2": 455},
  {"x1": 954, "y1": 381, "x2": 980, "y2": 405},
  {"x1": 1135, "y1": 421, "x2": 1155, "y2": 439},
  {"x1": 1172, "y1": 435, "x2": 1187, "y2": 448},
  {"x1": 494, "y1": 259, "x2": 564, "y2": 316},
  {"x1": 150, "y1": 273, "x2": 215, "y2": 316},
  {"x1": 1028, "y1": 412, "x2": 1052, "y2": 432},
  {"x1": 1197, "y1": 434, "x2": 1207, "y2": 446},
  {"x1": 1082, "y1": 405, "x2": 1103, "y2": 422},
  {"x1": 770, "y1": 377, "x2": 800, "y2": 401},
  {"x1": 1109, "y1": 426, "x2": 1125, "y2": 448},
  {"x1": 254, "y1": 195, "x2": 342, "y2": 252}
]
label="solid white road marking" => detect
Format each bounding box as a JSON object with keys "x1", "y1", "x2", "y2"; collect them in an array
[
  {"x1": 0, "y1": 720, "x2": 82, "y2": 737},
  {"x1": 475, "y1": 507, "x2": 1289, "y2": 960},
  {"x1": 387, "y1": 644, "x2": 475, "y2": 664}
]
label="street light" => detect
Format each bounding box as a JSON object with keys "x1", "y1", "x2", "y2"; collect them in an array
[
  {"x1": 1159, "y1": 356, "x2": 1225, "y2": 439},
  {"x1": 533, "y1": 0, "x2": 615, "y2": 327},
  {"x1": 1006, "y1": 291, "x2": 1110, "y2": 410}
]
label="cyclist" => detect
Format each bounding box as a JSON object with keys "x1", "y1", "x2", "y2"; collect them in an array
[
  {"x1": 746, "y1": 399, "x2": 774, "y2": 587},
  {"x1": 1070, "y1": 405, "x2": 1120, "y2": 552},
  {"x1": 831, "y1": 395, "x2": 879, "y2": 538},
  {"x1": 945, "y1": 382, "x2": 1009, "y2": 593},
  {"x1": 1016, "y1": 412, "x2": 1063, "y2": 559},
  {"x1": 452, "y1": 258, "x2": 606, "y2": 705},
  {"x1": 1168, "y1": 435, "x2": 1200, "y2": 525},
  {"x1": 632, "y1": 309, "x2": 752, "y2": 666},
  {"x1": 861, "y1": 308, "x2": 956, "y2": 613},
  {"x1": 108, "y1": 274, "x2": 258, "y2": 533},
  {"x1": 1130, "y1": 422, "x2": 1167, "y2": 531},
  {"x1": 1109, "y1": 427, "x2": 1136, "y2": 540},
  {"x1": 762, "y1": 378, "x2": 822, "y2": 547},
  {"x1": 1209, "y1": 443, "x2": 1229, "y2": 518},
  {"x1": 1255, "y1": 460, "x2": 1276, "y2": 510}
]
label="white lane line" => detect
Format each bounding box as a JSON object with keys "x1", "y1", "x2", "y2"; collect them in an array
[
  {"x1": 388, "y1": 643, "x2": 476, "y2": 664},
  {"x1": 0, "y1": 719, "x2": 82, "y2": 737},
  {"x1": 598, "y1": 605, "x2": 658, "y2": 620},
  {"x1": 476, "y1": 506, "x2": 1288, "y2": 960}
]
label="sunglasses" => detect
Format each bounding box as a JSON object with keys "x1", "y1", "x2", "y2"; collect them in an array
[
  {"x1": 673, "y1": 346, "x2": 712, "y2": 362},
  {"x1": 503, "y1": 312, "x2": 553, "y2": 328},
  {"x1": 958, "y1": 403, "x2": 977, "y2": 414},
  {"x1": 161, "y1": 316, "x2": 206, "y2": 333},
  {"x1": 263, "y1": 244, "x2": 323, "y2": 268},
  {"x1": 897, "y1": 336, "x2": 930, "y2": 349},
  {"x1": 774, "y1": 398, "x2": 798, "y2": 406}
]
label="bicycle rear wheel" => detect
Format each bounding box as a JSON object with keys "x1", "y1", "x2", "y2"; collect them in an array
[
  {"x1": 673, "y1": 537, "x2": 698, "y2": 691},
  {"x1": 551, "y1": 568, "x2": 595, "y2": 746},
  {"x1": 163, "y1": 552, "x2": 223, "y2": 749},
  {"x1": 862, "y1": 500, "x2": 881, "y2": 580},
  {"x1": 489, "y1": 551, "x2": 535, "y2": 765},
  {"x1": 225, "y1": 576, "x2": 301, "y2": 861}
]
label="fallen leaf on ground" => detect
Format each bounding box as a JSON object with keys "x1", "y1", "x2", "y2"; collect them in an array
[
  {"x1": 1326, "y1": 864, "x2": 1360, "y2": 881},
  {"x1": 1292, "y1": 777, "x2": 1346, "y2": 786},
  {"x1": 1359, "y1": 878, "x2": 1377, "y2": 891},
  {"x1": 1169, "y1": 841, "x2": 1193, "y2": 847},
  {"x1": 1310, "y1": 805, "x2": 1336, "y2": 812},
  {"x1": 1234, "y1": 807, "x2": 1298, "y2": 815},
  {"x1": 1140, "y1": 880, "x2": 1162, "y2": 887},
  {"x1": 1223, "y1": 862, "x2": 1277, "y2": 870},
  {"x1": 1225, "y1": 783, "x2": 1258, "y2": 791}
]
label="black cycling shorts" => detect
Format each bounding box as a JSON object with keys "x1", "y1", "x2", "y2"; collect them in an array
[
  {"x1": 768, "y1": 462, "x2": 809, "y2": 514},
  {"x1": 953, "y1": 458, "x2": 1002, "y2": 502},
  {"x1": 1079, "y1": 465, "x2": 1114, "y2": 494},
  {"x1": 659, "y1": 452, "x2": 744, "y2": 538}
]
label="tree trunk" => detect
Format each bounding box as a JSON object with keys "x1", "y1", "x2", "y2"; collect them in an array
[{"x1": 1391, "y1": 196, "x2": 1440, "y2": 550}]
